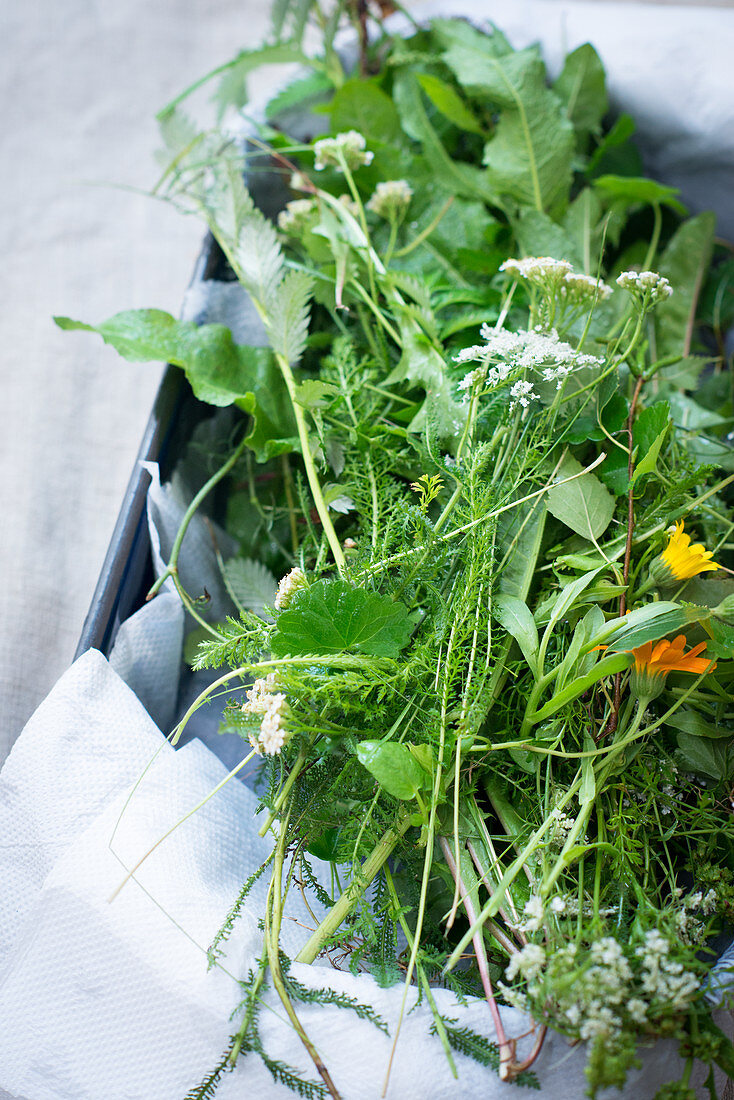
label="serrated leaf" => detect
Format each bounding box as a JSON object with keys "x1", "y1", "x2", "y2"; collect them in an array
[
  {"x1": 210, "y1": 43, "x2": 311, "y2": 119},
  {"x1": 295, "y1": 380, "x2": 339, "y2": 410},
  {"x1": 553, "y1": 44, "x2": 608, "y2": 144},
  {"x1": 266, "y1": 270, "x2": 314, "y2": 366},
  {"x1": 266, "y1": 70, "x2": 334, "y2": 121},
  {"x1": 417, "y1": 73, "x2": 484, "y2": 135},
  {"x1": 223, "y1": 558, "x2": 277, "y2": 618},
  {"x1": 356, "y1": 741, "x2": 431, "y2": 800},
  {"x1": 546, "y1": 455, "x2": 615, "y2": 542},
  {"x1": 271, "y1": 580, "x2": 413, "y2": 658},
  {"x1": 656, "y1": 212, "x2": 717, "y2": 359}
]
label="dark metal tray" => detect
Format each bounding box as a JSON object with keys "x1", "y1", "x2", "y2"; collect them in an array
[{"x1": 73, "y1": 235, "x2": 228, "y2": 660}]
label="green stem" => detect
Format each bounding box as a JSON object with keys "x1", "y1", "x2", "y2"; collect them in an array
[
  {"x1": 295, "y1": 812, "x2": 412, "y2": 964},
  {"x1": 275, "y1": 351, "x2": 346, "y2": 576},
  {"x1": 147, "y1": 432, "x2": 249, "y2": 600}
]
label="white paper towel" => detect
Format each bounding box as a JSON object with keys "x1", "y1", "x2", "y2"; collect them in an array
[{"x1": 2, "y1": 649, "x2": 728, "y2": 1100}]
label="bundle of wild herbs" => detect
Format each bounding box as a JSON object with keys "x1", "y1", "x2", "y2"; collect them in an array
[{"x1": 57, "y1": 10, "x2": 734, "y2": 1099}]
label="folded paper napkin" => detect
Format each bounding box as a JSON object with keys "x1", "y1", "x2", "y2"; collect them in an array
[{"x1": 0, "y1": 650, "x2": 729, "y2": 1100}]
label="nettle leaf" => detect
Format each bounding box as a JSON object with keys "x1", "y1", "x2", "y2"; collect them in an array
[
  {"x1": 417, "y1": 72, "x2": 484, "y2": 135},
  {"x1": 270, "y1": 580, "x2": 413, "y2": 658},
  {"x1": 656, "y1": 212, "x2": 717, "y2": 359},
  {"x1": 356, "y1": 741, "x2": 431, "y2": 800},
  {"x1": 546, "y1": 455, "x2": 615, "y2": 542},
  {"x1": 222, "y1": 557, "x2": 277, "y2": 618},
  {"x1": 54, "y1": 311, "x2": 297, "y2": 460},
  {"x1": 553, "y1": 44, "x2": 608, "y2": 144}
]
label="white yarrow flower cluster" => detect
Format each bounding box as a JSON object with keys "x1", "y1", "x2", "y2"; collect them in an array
[
  {"x1": 313, "y1": 130, "x2": 374, "y2": 172},
  {"x1": 616, "y1": 269, "x2": 673, "y2": 304},
  {"x1": 520, "y1": 894, "x2": 545, "y2": 932},
  {"x1": 505, "y1": 943, "x2": 546, "y2": 983},
  {"x1": 258, "y1": 692, "x2": 289, "y2": 755},
  {"x1": 243, "y1": 672, "x2": 279, "y2": 715},
  {"x1": 480, "y1": 325, "x2": 603, "y2": 373},
  {"x1": 500, "y1": 256, "x2": 612, "y2": 302},
  {"x1": 275, "y1": 567, "x2": 308, "y2": 610},
  {"x1": 560, "y1": 271, "x2": 613, "y2": 302},
  {"x1": 277, "y1": 198, "x2": 317, "y2": 236},
  {"x1": 366, "y1": 179, "x2": 413, "y2": 219},
  {"x1": 241, "y1": 675, "x2": 290, "y2": 756},
  {"x1": 500, "y1": 256, "x2": 573, "y2": 284},
  {"x1": 635, "y1": 930, "x2": 699, "y2": 1007}
]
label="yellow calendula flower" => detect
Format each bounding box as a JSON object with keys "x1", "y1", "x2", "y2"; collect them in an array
[
  {"x1": 650, "y1": 521, "x2": 720, "y2": 587},
  {"x1": 630, "y1": 635, "x2": 716, "y2": 700}
]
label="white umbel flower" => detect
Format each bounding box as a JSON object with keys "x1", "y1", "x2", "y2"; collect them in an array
[
  {"x1": 313, "y1": 130, "x2": 374, "y2": 172},
  {"x1": 366, "y1": 179, "x2": 413, "y2": 219},
  {"x1": 616, "y1": 269, "x2": 673, "y2": 304},
  {"x1": 275, "y1": 567, "x2": 307, "y2": 610},
  {"x1": 560, "y1": 271, "x2": 612, "y2": 302},
  {"x1": 509, "y1": 379, "x2": 537, "y2": 411}
]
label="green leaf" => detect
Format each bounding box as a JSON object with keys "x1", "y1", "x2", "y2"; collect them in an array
[
  {"x1": 546, "y1": 455, "x2": 615, "y2": 541},
  {"x1": 475, "y1": 52, "x2": 575, "y2": 215},
  {"x1": 222, "y1": 558, "x2": 277, "y2": 618},
  {"x1": 553, "y1": 44, "x2": 608, "y2": 144},
  {"x1": 513, "y1": 209, "x2": 584, "y2": 270},
  {"x1": 392, "y1": 73, "x2": 497, "y2": 203},
  {"x1": 271, "y1": 580, "x2": 413, "y2": 658},
  {"x1": 634, "y1": 402, "x2": 671, "y2": 456},
  {"x1": 580, "y1": 741, "x2": 597, "y2": 803},
  {"x1": 676, "y1": 732, "x2": 734, "y2": 783},
  {"x1": 656, "y1": 212, "x2": 717, "y2": 359},
  {"x1": 598, "y1": 447, "x2": 630, "y2": 496},
  {"x1": 665, "y1": 708, "x2": 733, "y2": 740},
  {"x1": 417, "y1": 73, "x2": 484, "y2": 135},
  {"x1": 494, "y1": 595, "x2": 539, "y2": 671},
  {"x1": 266, "y1": 70, "x2": 334, "y2": 121},
  {"x1": 330, "y1": 78, "x2": 403, "y2": 146},
  {"x1": 385, "y1": 317, "x2": 462, "y2": 439},
  {"x1": 356, "y1": 740, "x2": 431, "y2": 800},
  {"x1": 295, "y1": 380, "x2": 339, "y2": 410},
  {"x1": 266, "y1": 270, "x2": 314, "y2": 366},
  {"x1": 54, "y1": 310, "x2": 297, "y2": 457},
  {"x1": 586, "y1": 113, "x2": 641, "y2": 178},
  {"x1": 599, "y1": 602, "x2": 712, "y2": 652},
  {"x1": 205, "y1": 43, "x2": 311, "y2": 119},
  {"x1": 592, "y1": 175, "x2": 687, "y2": 215}
]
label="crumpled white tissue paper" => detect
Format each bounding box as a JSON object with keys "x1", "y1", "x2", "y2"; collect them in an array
[{"x1": 0, "y1": 650, "x2": 727, "y2": 1100}]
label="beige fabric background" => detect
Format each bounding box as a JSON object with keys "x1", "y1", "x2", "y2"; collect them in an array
[{"x1": 1, "y1": 0, "x2": 732, "y2": 761}]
